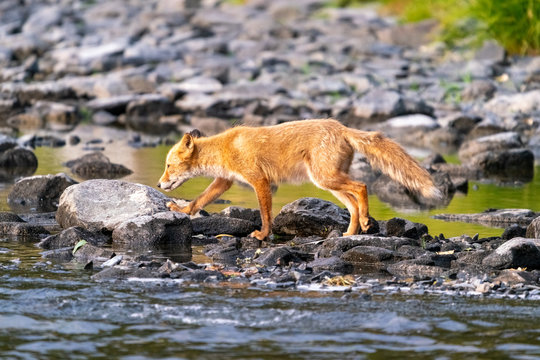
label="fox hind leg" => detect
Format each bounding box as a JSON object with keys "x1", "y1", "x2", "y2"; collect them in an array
[{"x1": 310, "y1": 171, "x2": 371, "y2": 234}]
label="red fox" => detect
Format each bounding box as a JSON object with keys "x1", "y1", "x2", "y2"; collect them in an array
[{"x1": 157, "y1": 119, "x2": 441, "y2": 240}]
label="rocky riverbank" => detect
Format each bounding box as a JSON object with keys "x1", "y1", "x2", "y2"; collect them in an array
[
  {"x1": 0, "y1": 0, "x2": 539, "y2": 296},
  {"x1": 1, "y1": 177, "x2": 540, "y2": 299}
]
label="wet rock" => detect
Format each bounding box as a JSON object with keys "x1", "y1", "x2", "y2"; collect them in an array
[
  {"x1": 482, "y1": 238, "x2": 540, "y2": 270},
  {"x1": 64, "y1": 152, "x2": 133, "y2": 180},
  {"x1": 318, "y1": 235, "x2": 415, "y2": 258},
  {"x1": 38, "y1": 226, "x2": 110, "y2": 250},
  {"x1": 56, "y1": 179, "x2": 169, "y2": 232},
  {"x1": 382, "y1": 217, "x2": 428, "y2": 240},
  {"x1": 192, "y1": 215, "x2": 256, "y2": 237},
  {"x1": 526, "y1": 216, "x2": 540, "y2": 238},
  {"x1": 205, "y1": 237, "x2": 242, "y2": 265},
  {"x1": 341, "y1": 246, "x2": 393, "y2": 264},
  {"x1": 493, "y1": 269, "x2": 539, "y2": 285},
  {"x1": 433, "y1": 209, "x2": 538, "y2": 227},
  {"x1": 0, "y1": 81, "x2": 77, "y2": 105},
  {"x1": 0, "y1": 212, "x2": 24, "y2": 222},
  {"x1": 386, "y1": 259, "x2": 446, "y2": 280},
  {"x1": 220, "y1": 206, "x2": 262, "y2": 228},
  {"x1": 502, "y1": 224, "x2": 527, "y2": 240},
  {"x1": 0, "y1": 222, "x2": 50, "y2": 237},
  {"x1": 254, "y1": 247, "x2": 305, "y2": 267},
  {"x1": 459, "y1": 132, "x2": 523, "y2": 162},
  {"x1": 272, "y1": 197, "x2": 349, "y2": 238},
  {"x1": 308, "y1": 256, "x2": 353, "y2": 274},
  {"x1": 7, "y1": 173, "x2": 77, "y2": 212},
  {"x1": 0, "y1": 135, "x2": 38, "y2": 180},
  {"x1": 112, "y1": 211, "x2": 192, "y2": 251},
  {"x1": 467, "y1": 148, "x2": 534, "y2": 182}
]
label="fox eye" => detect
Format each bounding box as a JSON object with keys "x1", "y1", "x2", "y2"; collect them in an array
[{"x1": 167, "y1": 164, "x2": 170, "y2": 168}]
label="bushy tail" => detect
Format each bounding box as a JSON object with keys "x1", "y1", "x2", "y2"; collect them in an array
[{"x1": 345, "y1": 129, "x2": 442, "y2": 199}]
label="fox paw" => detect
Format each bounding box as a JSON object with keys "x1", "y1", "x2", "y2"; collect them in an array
[
  {"x1": 249, "y1": 230, "x2": 268, "y2": 241},
  {"x1": 166, "y1": 201, "x2": 185, "y2": 213}
]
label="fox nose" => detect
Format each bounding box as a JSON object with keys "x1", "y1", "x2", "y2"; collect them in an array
[{"x1": 157, "y1": 183, "x2": 161, "y2": 188}]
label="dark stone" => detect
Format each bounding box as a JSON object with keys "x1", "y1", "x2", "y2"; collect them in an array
[
  {"x1": 205, "y1": 237, "x2": 242, "y2": 265},
  {"x1": 7, "y1": 173, "x2": 77, "y2": 212},
  {"x1": 0, "y1": 212, "x2": 24, "y2": 222},
  {"x1": 254, "y1": 247, "x2": 303, "y2": 267},
  {"x1": 308, "y1": 256, "x2": 353, "y2": 274},
  {"x1": 0, "y1": 135, "x2": 38, "y2": 180},
  {"x1": 503, "y1": 224, "x2": 527, "y2": 240},
  {"x1": 272, "y1": 197, "x2": 349, "y2": 238},
  {"x1": 192, "y1": 215, "x2": 256, "y2": 237},
  {"x1": 38, "y1": 226, "x2": 110, "y2": 249},
  {"x1": 0, "y1": 222, "x2": 50, "y2": 237},
  {"x1": 72, "y1": 242, "x2": 115, "y2": 264},
  {"x1": 386, "y1": 260, "x2": 445, "y2": 279},
  {"x1": 482, "y1": 238, "x2": 540, "y2": 270},
  {"x1": 341, "y1": 246, "x2": 393, "y2": 263},
  {"x1": 384, "y1": 217, "x2": 428, "y2": 240},
  {"x1": 64, "y1": 152, "x2": 133, "y2": 180},
  {"x1": 318, "y1": 235, "x2": 415, "y2": 258},
  {"x1": 468, "y1": 148, "x2": 534, "y2": 182},
  {"x1": 112, "y1": 212, "x2": 192, "y2": 251},
  {"x1": 220, "y1": 206, "x2": 262, "y2": 228}
]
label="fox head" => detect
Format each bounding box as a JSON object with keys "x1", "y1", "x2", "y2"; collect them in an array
[{"x1": 157, "y1": 131, "x2": 200, "y2": 191}]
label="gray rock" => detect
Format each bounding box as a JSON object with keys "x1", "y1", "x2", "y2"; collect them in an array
[
  {"x1": 474, "y1": 40, "x2": 506, "y2": 62},
  {"x1": 125, "y1": 94, "x2": 176, "y2": 134},
  {"x1": 7, "y1": 173, "x2": 77, "y2": 212},
  {"x1": 349, "y1": 89, "x2": 404, "y2": 123},
  {"x1": 383, "y1": 217, "x2": 428, "y2": 240},
  {"x1": 0, "y1": 212, "x2": 24, "y2": 222},
  {"x1": 526, "y1": 216, "x2": 540, "y2": 238},
  {"x1": 72, "y1": 242, "x2": 115, "y2": 264},
  {"x1": 462, "y1": 80, "x2": 497, "y2": 102},
  {"x1": 112, "y1": 211, "x2": 192, "y2": 251},
  {"x1": 272, "y1": 197, "x2": 349, "y2": 238},
  {"x1": 467, "y1": 148, "x2": 534, "y2": 182},
  {"x1": 341, "y1": 246, "x2": 393, "y2": 263},
  {"x1": 220, "y1": 206, "x2": 262, "y2": 228},
  {"x1": 387, "y1": 260, "x2": 446, "y2": 279},
  {"x1": 433, "y1": 209, "x2": 539, "y2": 227},
  {"x1": 482, "y1": 238, "x2": 540, "y2": 270},
  {"x1": 0, "y1": 135, "x2": 37, "y2": 180},
  {"x1": 318, "y1": 235, "x2": 415, "y2": 258},
  {"x1": 56, "y1": 179, "x2": 169, "y2": 232},
  {"x1": 38, "y1": 226, "x2": 110, "y2": 250},
  {"x1": 308, "y1": 256, "x2": 353, "y2": 274},
  {"x1": 0, "y1": 222, "x2": 50, "y2": 237},
  {"x1": 459, "y1": 132, "x2": 523, "y2": 163},
  {"x1": 484, "y1": 90, "x2": 540, "y2": 118},
  {"x1": 177, "y1": 76, "x2": 223, "y2": 93},
  {"x1": 192, "y1": 215, "x2": 256, "y2": 237},
  {"x1": 64, "y1": 152, "x2": 133, "y2": 180},
  {"x1": 254, "y1": 247, "x2": 303, "y2": 267}
]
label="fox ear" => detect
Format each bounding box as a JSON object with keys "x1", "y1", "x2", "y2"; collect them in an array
[{"x1": 179, "y1": 133, "x2": 194, "y2": 152}]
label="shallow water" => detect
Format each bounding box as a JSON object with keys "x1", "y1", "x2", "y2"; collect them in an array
[
  {"x1": 2, "y1": 128, "x2": 540, "y2": 358},
  {"x1": 1, "y1": 238, "x2": 540, "y2": 359}
]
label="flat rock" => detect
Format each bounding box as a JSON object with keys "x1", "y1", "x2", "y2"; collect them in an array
[
  {"x1": 64, "y1": 152, "x2": 133, "y2": 180},
  {"x1": 192, "y1": 215, "x2": 256, "y2": 237},
  {"x1": 38, "y1": 226, "x2": 110, "y2": 250},
  {"x1": 433, "y1": 209, "x2": 538, "y2": 227}
]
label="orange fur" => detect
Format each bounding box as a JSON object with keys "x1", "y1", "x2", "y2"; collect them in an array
[{"x1": 157, "y1": 119, "x2": 440, "y2": 240}]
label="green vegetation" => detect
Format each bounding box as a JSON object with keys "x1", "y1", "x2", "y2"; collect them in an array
[{"x1": 326, "y1": 0, "x2": 540, "y2": 55}]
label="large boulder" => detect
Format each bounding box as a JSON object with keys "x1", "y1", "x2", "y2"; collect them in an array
[
  {"x1": 38, "y1": 226, "x2": 110, "y2": 250},
  {"x1": 272, "y1": 197, "x2": 349, "y2": 238},
  {"x1": 7, "y1": 173, "x2": 77, "y2": 212},
  {"x1": 112, "y1": 211, "x2": 192, "y2": 251},
  {"x1": 56, "y1": 180, "x2": 169, "y2": 233}
]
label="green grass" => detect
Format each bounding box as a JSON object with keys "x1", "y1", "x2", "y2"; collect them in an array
[{"x1": 328, "y1": 0, "x2": 539, "y2": 55}]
